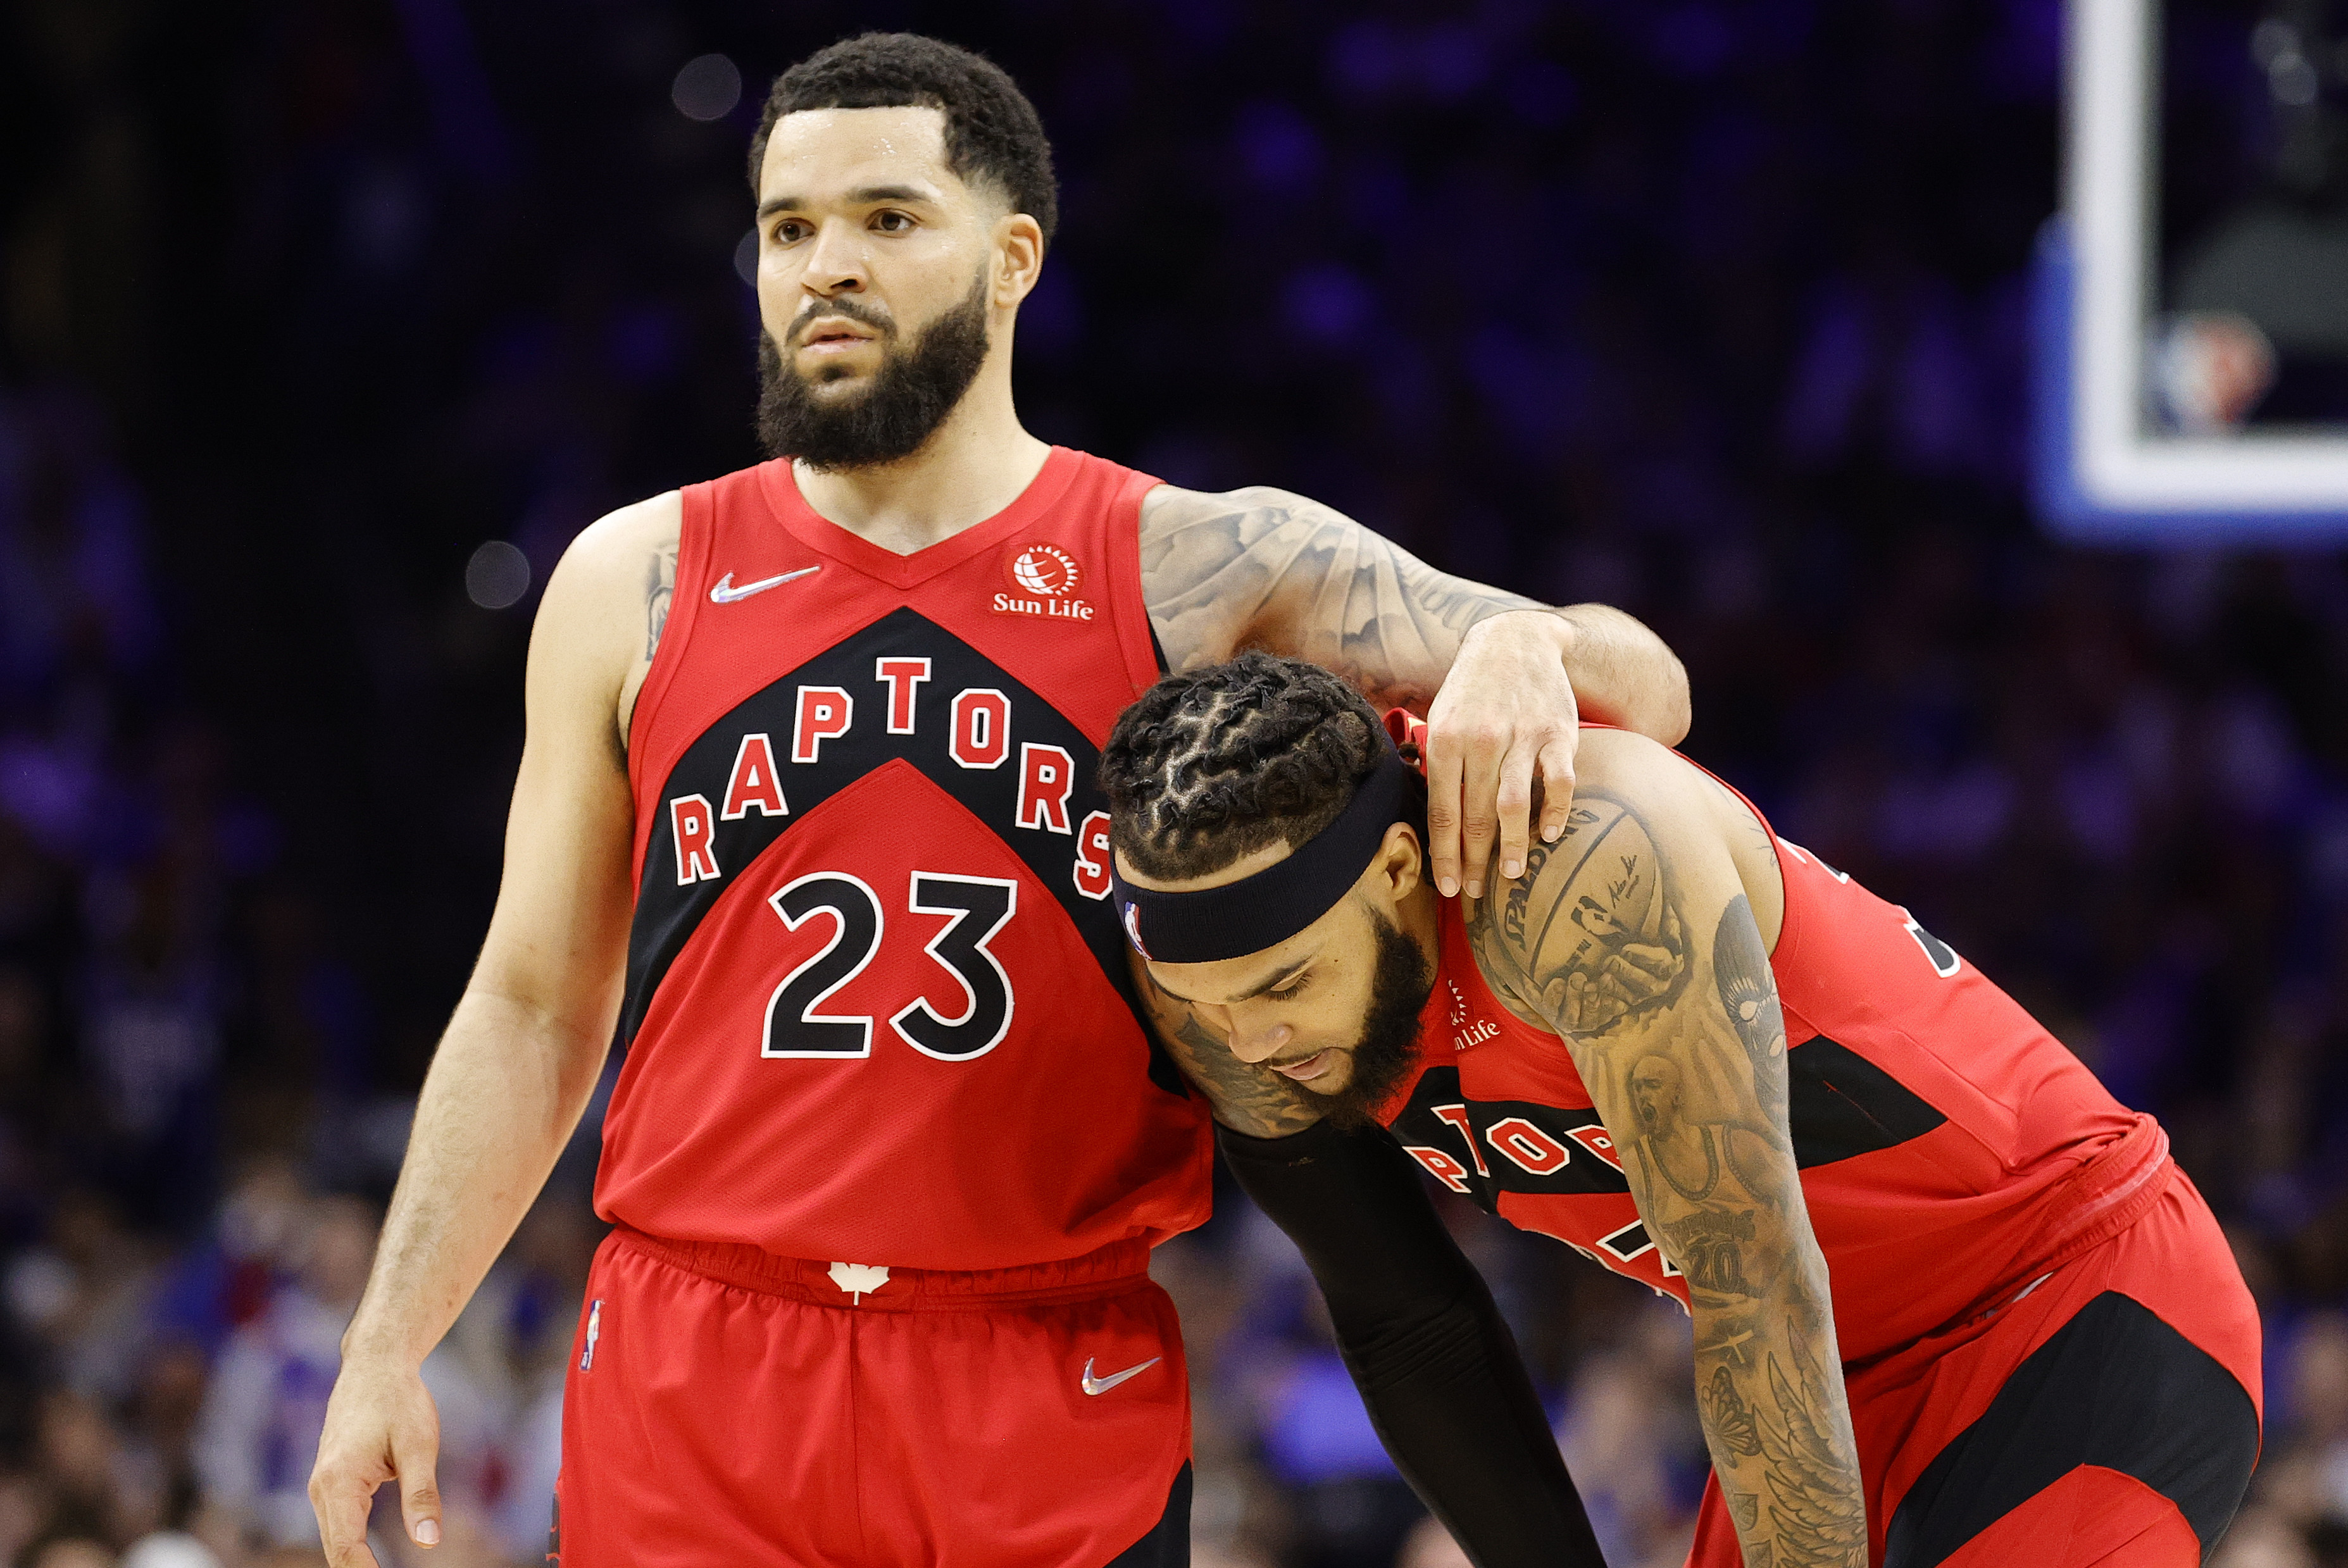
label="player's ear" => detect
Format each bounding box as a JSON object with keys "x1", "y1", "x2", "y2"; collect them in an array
[
  {"x1": 1377, "y1": 822, "x2": 1425, "y2": 902},
  {"x1": 992, "y1": 211, "x2": 1044, "y2": 308}
]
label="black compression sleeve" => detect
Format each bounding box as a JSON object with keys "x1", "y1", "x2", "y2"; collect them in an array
[{"x1": 1218, "y1": 1119, "x2": 1609, "y2": 1568}]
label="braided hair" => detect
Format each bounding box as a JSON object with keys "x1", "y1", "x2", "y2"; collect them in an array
[{"x1": 1100, "y1": 652, "x2": 1397, "y2": 881}]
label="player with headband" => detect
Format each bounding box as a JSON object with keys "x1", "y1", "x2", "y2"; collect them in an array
[{"x1": 1101, "y1": 652, "x2": 2261, "y2": 1568}]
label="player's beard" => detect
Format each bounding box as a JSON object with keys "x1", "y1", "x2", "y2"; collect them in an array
[
  {"x1": 755, "y1": 270, "x2": 992, "y2": 471},
  {"x1": 1316, "y1": 910, "x2": 1435, "y2": 1132}
]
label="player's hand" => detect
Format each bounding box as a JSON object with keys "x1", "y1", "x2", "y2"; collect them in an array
[
  {"x1": 1424, "y1": 611, "x2": 1579, "y2": 900},
  {"x1": 310, "y1": 1355, "x2": 443, "y2": 1565}
]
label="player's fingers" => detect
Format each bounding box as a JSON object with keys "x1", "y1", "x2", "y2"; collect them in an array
[
  {"x1": 1494, "y1": 743, "x2": 1536, "y2": 883},
  {"x1": 1423, "y1": 730, "x2": 1466, "y2": 899},
  {"x1": 394, "y1": 1426, "x2": 444, "y2": 1550},
  {"x1": 1454, "y1": 724, "x2": 1505, "y2": 899},
  {"x1": 310, "y1": 1469, "x2": 385, "y2": 1568},
  {"x1": 1535, "y1": 737, "x2": 1578, "y2": 843}
]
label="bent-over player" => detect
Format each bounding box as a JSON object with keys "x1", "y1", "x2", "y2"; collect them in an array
[
  {"x1": 307, "y1": 33, "x2": 1689, "y2": 1568},
  {"x1": 1102, "y1": 654, "x2": 2261, "y2": 1568}
]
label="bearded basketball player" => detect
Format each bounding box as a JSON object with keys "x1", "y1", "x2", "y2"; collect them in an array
[
  {"x1": 1102, "y1": 655, "x2": 2262, "y2": 1568},
  {"x1": 306, "y1": 34, "x2": 1690, "y2": 1568}
]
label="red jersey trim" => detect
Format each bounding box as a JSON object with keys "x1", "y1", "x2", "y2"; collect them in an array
[
  {"x1": 625, "y1": 481, "x2": 717, "y2": 802},
  {"x1": 753, "y1": 447, "x2": 1086, "y2": 592},
  {"x1": 1101, "y1": 470, "x2": 1167, "y2": 692}
]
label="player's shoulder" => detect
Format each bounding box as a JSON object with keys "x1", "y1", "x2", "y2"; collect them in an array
[
  {"x1": 1472, "y1": 731, "x2": 1711, "y2": 965},
  {"x1": 1566, "y1": 726, "x2": 1714, "y2": 816},
  {"x1": 528, "y1": 490, "x2": 682, "y2": 671},
  {"x1": 1137, "y1": 482, "x2": 1349, "y2": 542},
  {"x1": 538, "y1": 491, "x2": 678, "y2": 608},
  {"x1": 564, "y1": 490, "x2": 681, "y2": 573}
]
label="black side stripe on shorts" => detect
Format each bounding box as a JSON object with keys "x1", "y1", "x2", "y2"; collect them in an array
[
  {"x1": 1882, "y1": 1290, "x2": 2259, "y2": 1567},
  {"x1": 1103, "y1": 1462, "x2": 1191, "y2": 1568}
]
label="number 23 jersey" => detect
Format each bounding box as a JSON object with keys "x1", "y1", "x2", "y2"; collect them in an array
[{"x1": 602, "y1": 448, "x2": 1213, "y2": 1270}]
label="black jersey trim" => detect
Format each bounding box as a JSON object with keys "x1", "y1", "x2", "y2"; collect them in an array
[
  {"x1": 1383, "y1": 1038, "x2": 1945, "y2": 1213},
  {"x1": 1385, "y1": 1066, "x2": 1632, "y2": 1210},
  {"x1": 1785, "y1": 1035, "x2": 1947, "y2": 1165},
  {"x1": 620, "y1": 606, "x2": 1185, "y2": 1096},
  {"x1": 1882, "y1": 1290, "x2": 2257, "y2": 1566}
]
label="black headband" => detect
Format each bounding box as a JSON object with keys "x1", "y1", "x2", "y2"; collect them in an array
[{"x1": 1111, "y1": 747, "x2": 1420, "y2": 965}]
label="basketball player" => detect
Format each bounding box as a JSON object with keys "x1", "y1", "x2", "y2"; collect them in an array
[
  {"x1": 1102, "y1": 654, "x2": 2263, "y2": 1568},
  {"x1": 306, "y1": 34, "x2": 1690, "y2": 1568}
]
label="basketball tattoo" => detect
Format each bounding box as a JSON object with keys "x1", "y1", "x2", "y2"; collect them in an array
[{"x1": 1467, "y1": 790, "x2": 1867, "y2": 1568}]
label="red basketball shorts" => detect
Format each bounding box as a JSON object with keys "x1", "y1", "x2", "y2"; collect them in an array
[
  {"x1": 1686, "y1": 1164, "x2": 2263, "y2": 1567},
  {"x1": 551, "y1": 1228, "x2": 1192, "y2": 1568}
]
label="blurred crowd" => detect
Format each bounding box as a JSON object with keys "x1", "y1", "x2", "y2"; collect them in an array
[{"x1": 1, "y1": 0, "x2": 2345, "y2": 1565}]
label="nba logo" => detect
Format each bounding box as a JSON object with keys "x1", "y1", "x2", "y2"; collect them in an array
[
  {"x1": 1121, "y1": 902, "x2": 1151, "y2": 960},
  {"x1": 580, "y1": 1298, "x2": 603, "y2": 1371}
]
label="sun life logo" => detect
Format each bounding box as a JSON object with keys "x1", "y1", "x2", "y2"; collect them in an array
[{"x1": 1008, "y1": 544, "x2": 1080, "y2": 598}]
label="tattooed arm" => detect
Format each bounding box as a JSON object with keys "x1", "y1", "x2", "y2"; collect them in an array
[
  {"x1": 616, "y1": 504, "x2": 682, "y2": 751},
  {"x1": 1139, "y1": 483, "x2": 1690, "y2": 902},
  {"x1": 1138, "y1": 483, "x2": 1683, "y2": 731},
  {"x1": 1466, "y1": 730, "x2": 1865, "y2": 1568}
]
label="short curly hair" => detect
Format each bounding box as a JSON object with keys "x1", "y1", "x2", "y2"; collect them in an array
[
  {"x1": 749, "y1": 34, "x2": 1059, "y2": 248},
  {"x1": 1101, "y1": 653, "x2": 1396, "y2": 881}
]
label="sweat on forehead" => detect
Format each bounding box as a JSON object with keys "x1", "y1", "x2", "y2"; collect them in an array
[{"x1": 760, "y1": 107, "x2": 958, "y2": 197}]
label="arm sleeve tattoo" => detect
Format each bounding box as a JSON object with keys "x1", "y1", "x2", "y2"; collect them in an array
[
  {"x1": 1467, "y1": 776, "x2": 1868, "y2": 1568},
  {"x1": 1137, "y1": 485, "x2": 1540, "y2": 711}
]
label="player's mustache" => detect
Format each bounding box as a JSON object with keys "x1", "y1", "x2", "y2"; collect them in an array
[{"x1": 787, "y1": 297, "x2": 896, "y2": 347}]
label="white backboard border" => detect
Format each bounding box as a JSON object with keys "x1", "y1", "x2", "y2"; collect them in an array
[{"x1": 2042, "y1": 0, "x2": 2348, "y2": 538}]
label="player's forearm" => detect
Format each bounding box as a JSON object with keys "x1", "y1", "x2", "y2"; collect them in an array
[
  {"x1": 340, "y1": 986, "x2": 609, "y2": 1368},
  {"x1": 1220, "y1": 1123, "x2": 1608, "y2": 1568},
  {"x1": 1688, "y1": 1233, "x2": 1866, "y2": 1568},
  {"x1": 1547, "y1": 603, "x2": 1690, "y2": 745}
]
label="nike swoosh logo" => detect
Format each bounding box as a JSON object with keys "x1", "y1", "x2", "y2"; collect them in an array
[
  {"x1": 710, "y1": 565, "x2": 821, "y2": 603},
  {"x1": 1080, "y1": 1356, "x2": 1161, "y2": 1396}
]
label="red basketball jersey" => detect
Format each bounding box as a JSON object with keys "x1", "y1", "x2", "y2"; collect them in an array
[
  {"x1": 1377, "y1": 730, "x2": 2169, "y2": 1362},
  {"x1": 603, "y1": 449, "x2": 1213, "y2": 1270}
]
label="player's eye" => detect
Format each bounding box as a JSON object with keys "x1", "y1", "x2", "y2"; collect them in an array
[
  {"x1": 1268, "y1": 975, "x2": 1310, "y2": 1002},
  {"x1": 771, "y1": 219, "x2": 808, "y2": 245},
  {"x1": 871, "y1": 209, "x2": 915, "y2": 233}
]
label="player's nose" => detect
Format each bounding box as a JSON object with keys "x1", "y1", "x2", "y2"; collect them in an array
[
  {"x1": 1226, "y1": 1020, "x2": 1293, "y2": 1064},
  {"x1": 799, "y1": 218, "x2": 870, "y2": 295}
]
